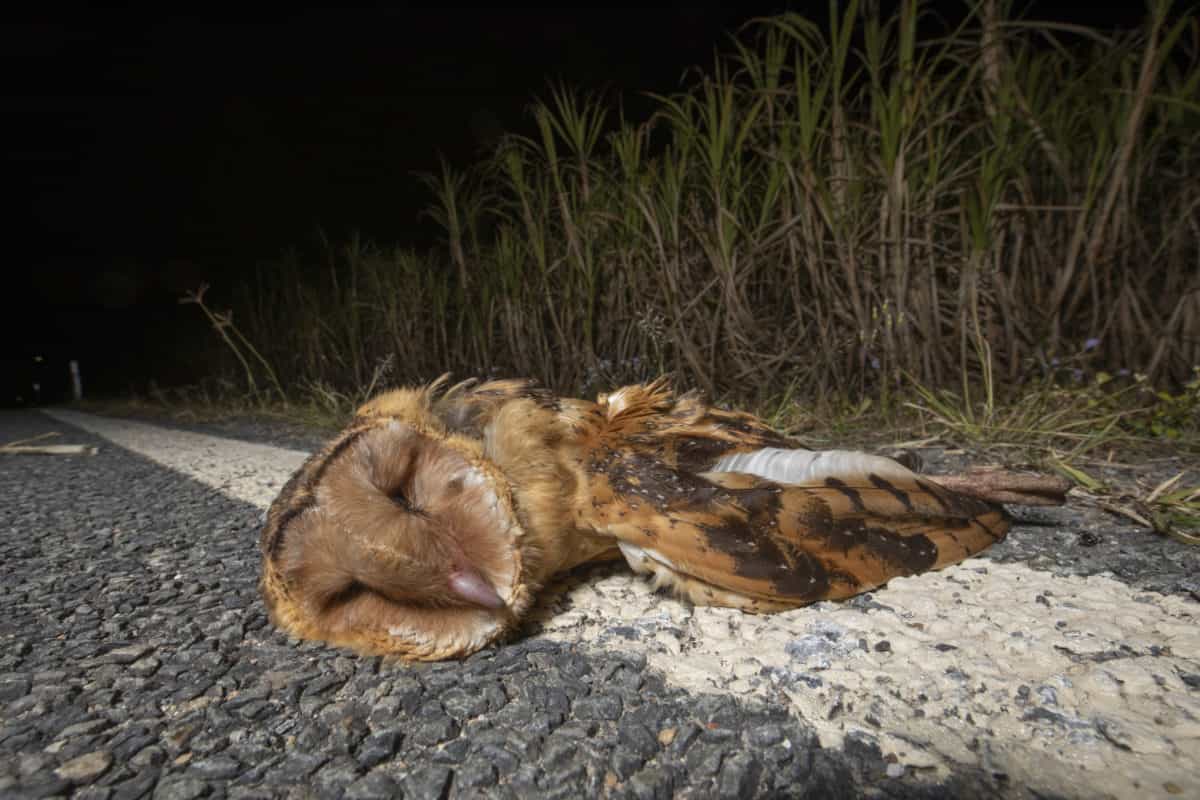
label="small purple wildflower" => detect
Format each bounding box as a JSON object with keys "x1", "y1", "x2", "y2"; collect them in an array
[{"x1": 1083, "y1": 337, "x2": 1101, "y2": 352}]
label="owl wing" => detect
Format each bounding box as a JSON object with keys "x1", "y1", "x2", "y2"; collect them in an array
[
  {"x1": 575, "y1": 446, "x2": 1026, "y2": 611},
  {"x1": 569, "y1": 383, "x2": 1067, "y2": 610}
]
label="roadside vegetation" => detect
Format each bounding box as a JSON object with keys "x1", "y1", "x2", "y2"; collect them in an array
[{"x1": 119, "y1": 1, "x2": 1199, "y2": 536}]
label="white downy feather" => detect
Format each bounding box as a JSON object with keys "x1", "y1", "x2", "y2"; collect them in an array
[{"x1": 709, "y1": 447, "x2": 915, "y2": 486}]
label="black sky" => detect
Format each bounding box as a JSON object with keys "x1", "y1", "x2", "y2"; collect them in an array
[
  {"x1": 9, "y1": 7, "x2": 786, "y2": 300},
  {"x1": 4, "y1": 4, "x2": 1157, "y2": 401}
]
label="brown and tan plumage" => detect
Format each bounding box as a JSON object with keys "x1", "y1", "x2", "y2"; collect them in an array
[{"x1": 259, "y1": 377, "x2": 1068, "y2": 660}]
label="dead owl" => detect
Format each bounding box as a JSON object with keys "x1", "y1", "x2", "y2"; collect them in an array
[{"x1": 259, "y1": 377, "x2": 1068, "y2": 660}]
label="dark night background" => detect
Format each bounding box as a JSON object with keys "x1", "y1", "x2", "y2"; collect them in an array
[{"x1": 4, "y1": 4, "x2": 1153, "y2": 405}]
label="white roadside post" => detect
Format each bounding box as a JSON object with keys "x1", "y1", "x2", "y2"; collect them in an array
[{"x1": 69, "y1": 360, "x2": 82, "y2": 401}]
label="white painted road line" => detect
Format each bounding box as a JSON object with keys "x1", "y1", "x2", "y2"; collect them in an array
[
  {"x1": 45, "y1": 409, "x2": 309, "y2": 509},
  {"x1": 46, "y1": 409, "x2": 1200, "y2": 799}
]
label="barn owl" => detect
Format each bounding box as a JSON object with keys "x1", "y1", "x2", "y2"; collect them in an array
[{"x1": 259, "y1": 377, "x2": 1068, "y2": 660}]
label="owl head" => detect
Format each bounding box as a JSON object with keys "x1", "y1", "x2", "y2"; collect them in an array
[{"x1": 258, "y1": 380, "x2": 539, "y2": 660}]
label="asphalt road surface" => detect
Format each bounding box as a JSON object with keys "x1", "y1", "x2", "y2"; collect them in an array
[{"x1": 2, "y1": 408, "x2": 1198, "y2": 799}]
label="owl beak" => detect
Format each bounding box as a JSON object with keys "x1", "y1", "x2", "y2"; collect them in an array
[{"x1": 448, "y1": 568, "x2": 506, "y2": 609}]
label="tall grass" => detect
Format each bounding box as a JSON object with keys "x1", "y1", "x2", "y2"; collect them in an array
[{"x1": 230, "y1": 0, "x2": 1199, "y2": 412}]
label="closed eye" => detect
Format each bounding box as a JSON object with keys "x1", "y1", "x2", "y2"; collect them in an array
[
  {"x1": 388, "y1": 487, "x2": 412, "y2": 509},
  {"x1": 388, "y1": 488, "x2": 427, "y2": 517}
]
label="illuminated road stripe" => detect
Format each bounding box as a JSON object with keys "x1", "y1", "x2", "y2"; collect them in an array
[{"x1": 44, "y1": 409, "x2": 309, "y2": 509}]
